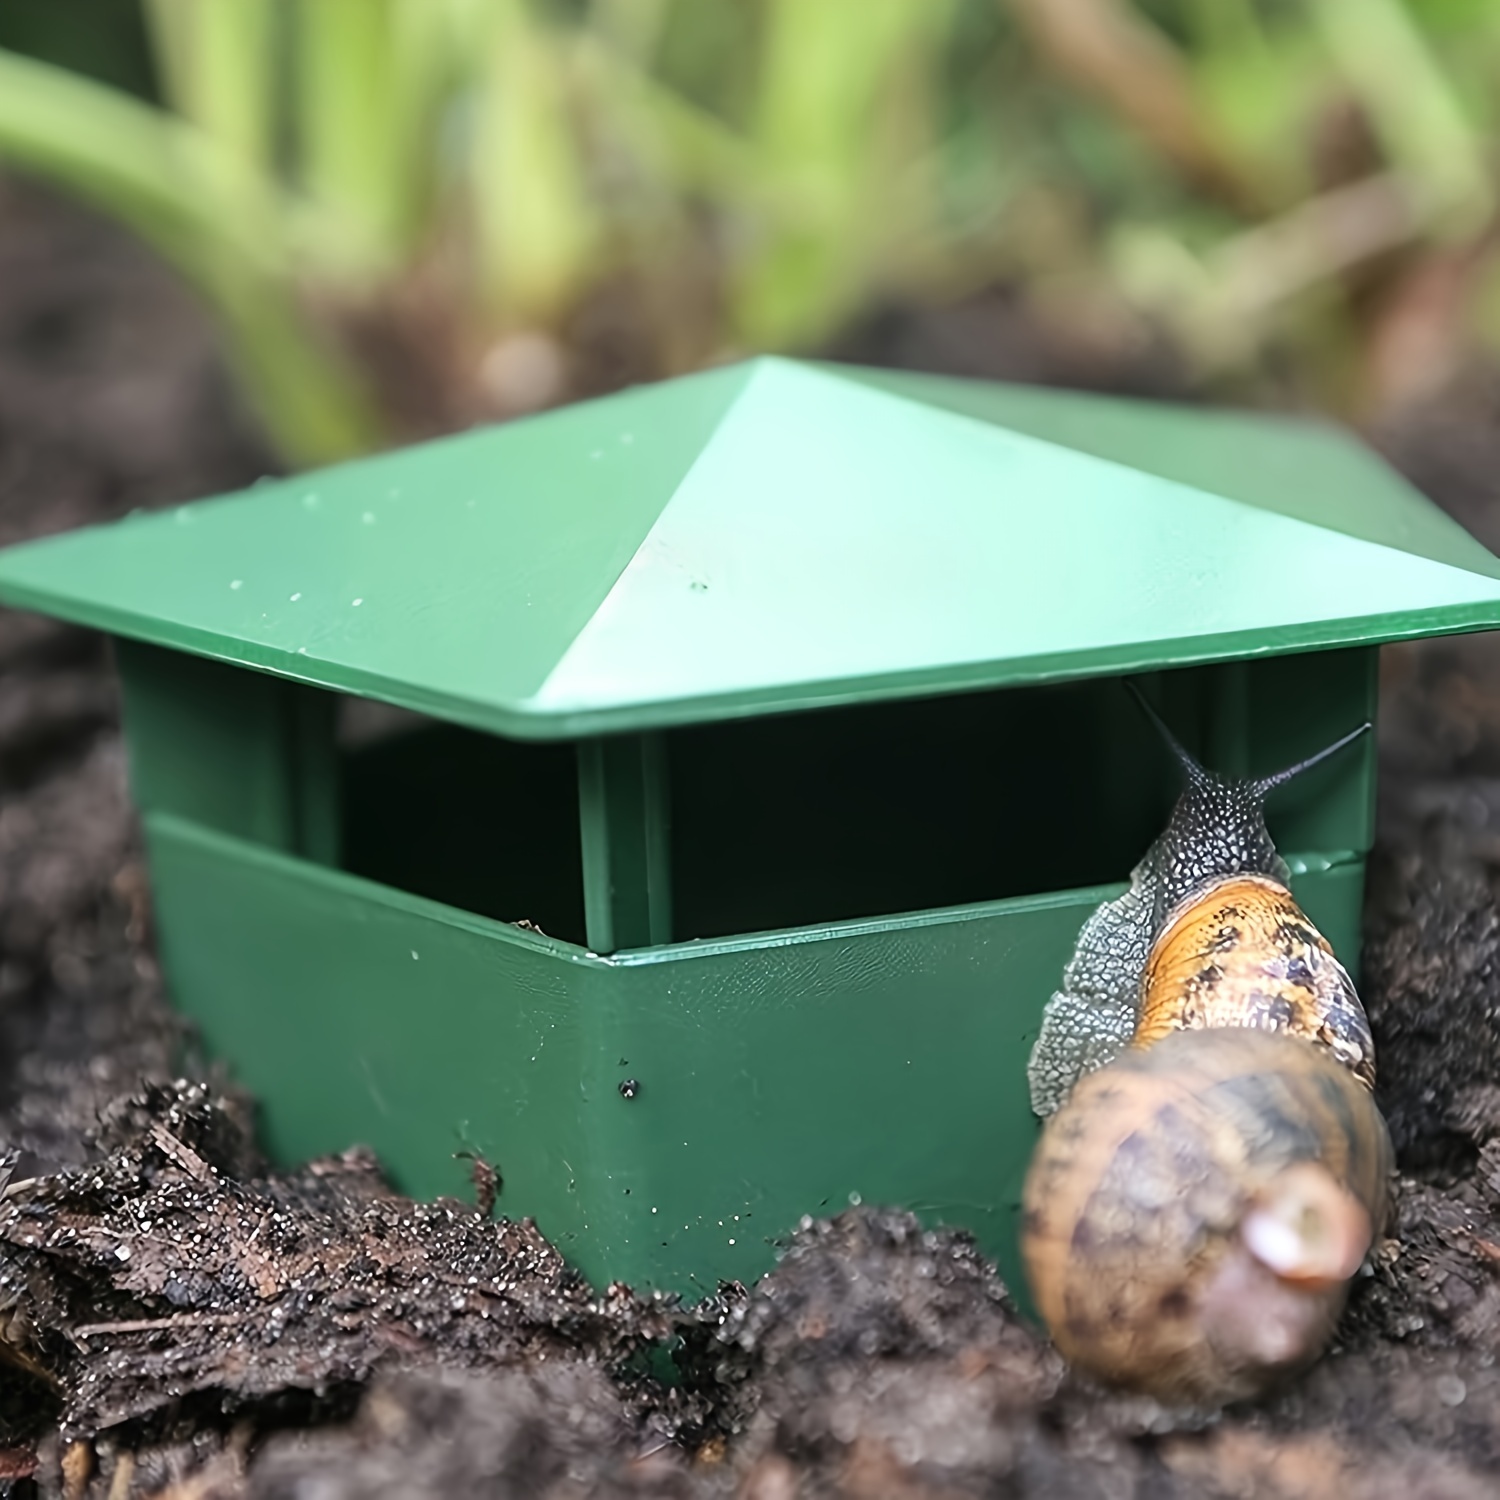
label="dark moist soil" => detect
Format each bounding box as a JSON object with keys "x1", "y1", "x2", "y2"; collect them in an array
[{"x1": 0, "y1": 176, "x2": 1498, "y2": 1500}]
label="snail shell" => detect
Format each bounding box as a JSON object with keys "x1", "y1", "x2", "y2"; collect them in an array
[
  {"x1": 1136, "y1": 873, "x2": 1375, "y2": 1089},
  {"x1": 1021, "y1": 1027, "x2": 1391, "y2": 1406}
]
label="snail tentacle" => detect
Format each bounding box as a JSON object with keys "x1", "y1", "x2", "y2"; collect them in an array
[{"x1": 1249, "y1": 721, "x2": 1371, "y2": 800}]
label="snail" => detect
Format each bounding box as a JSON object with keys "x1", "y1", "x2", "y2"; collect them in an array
[{"x1": 1020, "y1": 691, "x2": 1392, "y2": 1405}]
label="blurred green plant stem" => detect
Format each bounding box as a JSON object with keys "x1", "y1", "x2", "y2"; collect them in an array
[{"x1": 0, "y1": 0, "x2": 1496, "y2": 464}]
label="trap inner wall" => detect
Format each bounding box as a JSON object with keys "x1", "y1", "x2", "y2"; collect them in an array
[{"x1": 115, "y1": 637, "x2": 1377, "y2": 1294}]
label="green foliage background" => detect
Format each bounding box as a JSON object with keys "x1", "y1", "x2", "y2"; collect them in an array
[{"x1": 1, "y1": 0, "x2": 1497, "y2": 464}]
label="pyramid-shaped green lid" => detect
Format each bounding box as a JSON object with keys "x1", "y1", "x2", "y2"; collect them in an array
[{"x1": 2, "y1": 356, "x2": 1499, "y2": 739}]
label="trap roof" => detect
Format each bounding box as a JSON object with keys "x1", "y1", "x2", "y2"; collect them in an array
[{"x1": 1, "y1": 356, "x2": 1499, "y2": 740}]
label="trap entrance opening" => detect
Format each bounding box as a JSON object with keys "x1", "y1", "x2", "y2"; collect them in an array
[
  {"x1": 117, "y1": 641, "x2": 1375, "y2": 953},
  {"x1": 336, "y1": 679, "x2": 1181, "y2": 947},
  {"x1": 665, "y1": 649, "x2": 1376, "y2": 942},
  {"x1": 667, "y1": 680, "x2": 1176, "y2": 941},
  {"x1": 338, "y1": 705, "x2": 587, "y2": 946}
]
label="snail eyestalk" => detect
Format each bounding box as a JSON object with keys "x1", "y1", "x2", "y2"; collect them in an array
[
  {"x1": 1125, "y1": 682, "x2": 1208, "y2": 786},
  {"x1": 1124, "y1": 680, "x2": 1370, "y2": 799},
  {"x1": 1250, "y1": 721, "x2": 1371, "y2": 799}
]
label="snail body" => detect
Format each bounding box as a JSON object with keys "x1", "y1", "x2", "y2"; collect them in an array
[
  {"x1": 1026, "y1": 707, "x2": 1372, "y2": 1118},
  {"x1": 1021, "y1": 695, "x2": 1388, "y2": 1404}
]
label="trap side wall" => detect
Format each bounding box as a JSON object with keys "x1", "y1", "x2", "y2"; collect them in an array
[
  {"x1": 113, "y1": 638, "x2": 1378, "y2": 1295},
  {"x1": 141, "y1": 810, "x2": 1363, "y2": 1298}
]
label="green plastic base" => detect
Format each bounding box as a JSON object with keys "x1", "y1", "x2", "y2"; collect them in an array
[{"x1": 146, "y1": 810, "x2": 1364, "y2": 1299}]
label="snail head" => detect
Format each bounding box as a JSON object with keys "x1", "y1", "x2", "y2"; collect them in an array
[{"x1": 1127, "y1": 683, "x2": 1369, "y2": 928}]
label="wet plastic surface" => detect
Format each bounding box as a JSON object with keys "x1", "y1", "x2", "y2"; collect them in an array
[{"x1": 1, "y1": 358, "x2": 1498, "y2": 739}]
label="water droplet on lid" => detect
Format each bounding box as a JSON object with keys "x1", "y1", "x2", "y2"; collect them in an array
[
  {"x1": 848, "y1": 1191, "x2": 862, "y2": 1206},
  {"x1": 230, "y1": 580, "x2": 243, "y2": 591},
  {"x1": 352, "y1": 598, "x2": 364, "y2": 607},
  {"x1": 302, "y1": 492, "x2": 320, "y2": 509},
  {"x1": 290, "y1": 592, "x2": 302, "y2": 602},
  {"x1": 411, "y1": 951, "x2": 420, "y2": 961},
  {"x1": 362, "y1": 512, "x2": 376, "y2": 524},
  {"x1": 728, "y1": 1238, "x2": 735, "y2": 1245}
]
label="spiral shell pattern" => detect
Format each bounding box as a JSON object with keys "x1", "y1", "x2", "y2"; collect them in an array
[
  {"x1": 1021, "y1": 1027, "x2": 1391, "y2": 1405},
  {"x1": 1135, "y1": 874, "x2": 1375, "y2": 1090}
]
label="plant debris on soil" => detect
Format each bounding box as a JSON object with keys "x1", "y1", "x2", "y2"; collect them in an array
[{"x1": 1, "y1": 176, "x2": 1500, "y2": 1498}]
